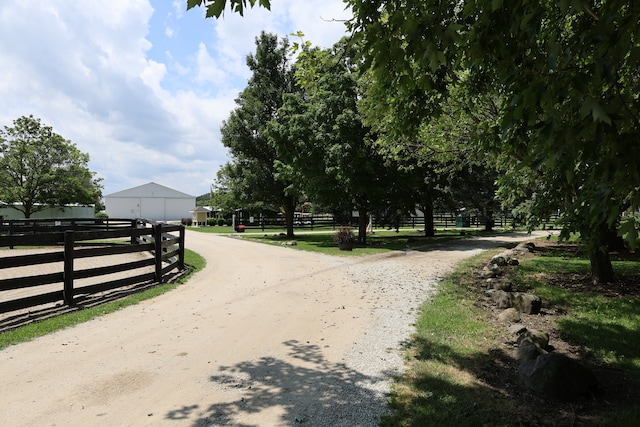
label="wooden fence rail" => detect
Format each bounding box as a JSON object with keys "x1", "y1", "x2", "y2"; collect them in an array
[
  {"x1": 233, "y1": 212, "x2": 559, "y2": 231},
  {"x1": 0, "y1": 218, "x2": 185, "y2": 315}
]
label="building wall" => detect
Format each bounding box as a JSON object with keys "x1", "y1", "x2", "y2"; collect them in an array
[
  {"x1": 104, "y1": 182, "x2": 195, "y2": 221},
  {"x1": 104, "y1": 196, "x2": 194, "y2": 221}
]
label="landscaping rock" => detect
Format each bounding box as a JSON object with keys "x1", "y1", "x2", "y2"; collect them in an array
[
  {"x1": 508, "y1": 324, "x2": 527, "y2": 335},
  {"x1": 517, "y1": 328, "x2": 549, "y2": 350},
  {"x1": 515, "y1": 242, "x2": 536, "y2": 253},
  {"x1": 515, "y1": 329, "x2": 548, "y2": 364},
  {"x1": 481, "y1": 265, "x2": 501, "y2": 278},
  {"x1": 486, "y1": 290, "x2": 542, "y2": 314},
  {"x1": 487, "y1": 289, "x2": 514, "y2": 309},
  {"x1": 498, "y1": 308, "x2": 521, "y2": 323},
  {"x1": 492, "y1": 280, "x2": 513, "y2": 292},
  {"x1": 517, "y1": 340, "x2": 546, "y2": 363},
  {"x1": 513, "y1": 293, "x2": 543, "y2": 314},
  {"x1": 519, "y1": 353, "x2": 599, "y2": 401},
  {"x1": 281, "y1": 241, "x2": 297, "y2": 246},
  {"x1": 490, "y1": 252, "x2": 510, "y2": 266}
]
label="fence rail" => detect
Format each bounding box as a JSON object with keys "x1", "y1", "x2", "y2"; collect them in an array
[
  {"x1": 0, "y1": 218, "x2": 185, "y2": 315},
  {"x1": 232, "y1": 213, "x2": 553, "y2": 231},
  {"x1": 230, "y1": 212, "x2": 560, "y2": 232}
]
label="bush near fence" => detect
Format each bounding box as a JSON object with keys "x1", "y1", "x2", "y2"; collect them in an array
[{"x1": 0, "y1": 218, "x2": 185, "y2": 316}]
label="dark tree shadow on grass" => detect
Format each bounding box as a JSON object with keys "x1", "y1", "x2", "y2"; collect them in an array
[
  {"x1": 385, "y1": 332, "x2": 638, "y2": 427},
  {"x1": 165, "y1": 339, "x2": 396, "y2": 426}
]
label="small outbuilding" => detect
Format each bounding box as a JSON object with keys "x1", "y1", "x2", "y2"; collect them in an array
[
  {"x1": 190, "y1": 206, "x2": 210, "y2": 226},
  {"x1": 104, "y1": 182, "x2": 195, "y2": 221}
]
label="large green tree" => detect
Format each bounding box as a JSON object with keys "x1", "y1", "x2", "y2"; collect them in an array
[
  {"x1": 0, "y1": 115, "x2": 102, "y2": 218},
  {"x1": 370, "y1": 78, "x2": 504, "y2": 234},
  {"x1": 272, "y1": 38, "x2": 408, "y2": 244},
  {"x1": 344, "y1": 0, "x2": 640, "y2": 283},
  {"x1": 220, "y1": 32, "x2": 300, "y2": 236}
]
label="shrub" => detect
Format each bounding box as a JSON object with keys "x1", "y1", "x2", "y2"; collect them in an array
[
  {"x1": 218, "y1": 218, "x2": 226, "y2": 226},
  {"x1": 332, "y1": 227, "x2": 355, "y2": 244},
  {"x1": 181, "y1": 217, "x2": 193, "y2": 226}
]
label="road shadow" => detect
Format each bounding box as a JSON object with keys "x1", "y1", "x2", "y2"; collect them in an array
[{"x1": 165, "y1": 339, "x2": 395, "y2": 426}]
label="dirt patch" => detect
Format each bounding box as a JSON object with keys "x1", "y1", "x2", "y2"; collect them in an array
[{"x1": 468, "y1": 240, "x2": 640, "y2": 425}]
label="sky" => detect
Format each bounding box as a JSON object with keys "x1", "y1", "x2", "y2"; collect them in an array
[{"x1": 0, "y1": 0, "x2": 352, "y2": 197}]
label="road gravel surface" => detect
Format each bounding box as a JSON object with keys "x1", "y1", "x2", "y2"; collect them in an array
[{"x1": 0, "y1": 230, "x2": 542, "y2": 426}]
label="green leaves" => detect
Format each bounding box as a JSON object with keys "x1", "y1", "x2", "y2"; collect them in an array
[
  {"x1": 186, "y1": 0, "x2": 271, "y2": 18},
  {"x1": 342, "y1": 0, "x2": 640, "y2": 278},
  {"x1": 0, "y1": 115, "x2": 102, "y2": 218},
  {"x1": 580, "y1": 97, "x2": 612, "y2": 124}
]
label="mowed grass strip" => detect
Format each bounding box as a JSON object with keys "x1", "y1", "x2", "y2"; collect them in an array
[
  {"x1": 226, "y1": 228, "x2": 494, "y2": 256},
  {"x1": 382, "y1": 246, "x2": 640, "y2": 427}
]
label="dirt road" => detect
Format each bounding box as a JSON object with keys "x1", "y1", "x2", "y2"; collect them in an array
[{"x1": 0, "y1": 230, "x2": 541, "y2": 426}]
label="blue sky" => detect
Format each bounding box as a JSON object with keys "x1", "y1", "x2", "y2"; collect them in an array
[{"x1": 0, "y1": 0, "x2": 351, "y2": 197}]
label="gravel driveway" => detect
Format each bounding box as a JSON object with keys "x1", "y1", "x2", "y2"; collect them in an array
[{"x1": 0, "y1": 230, "x2": 542, "y2": 426}]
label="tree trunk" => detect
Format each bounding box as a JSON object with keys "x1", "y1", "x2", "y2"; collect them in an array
[
  {"x1": 357, "y1": 206, "x2": 368, "y2": 244},
  {"x1": 590, "y1": 249, "x2": 614, "y2": 284},
  {"x1": 421, "y1": 197, "x2": 435, "y2": 237},
  {"x1": 283, "y1": 197, "x2": 296, "y2": 237},
  {"x1": 588, "y1": 223, "x2": 615, "y2": 284},
  {"x1": 484, "y1": 210, "x2": 494, "y2": 232}
]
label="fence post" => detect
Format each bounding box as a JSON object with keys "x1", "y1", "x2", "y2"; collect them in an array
[
  {"x1": 178, "y1": 225, "x2": 185, "y2": 270},
  {"x1": 130, "y1": 219, "x2": 137, "y2": 244},
  {"x1": 63, "y1": 230, "x2": 75, "y2": 306},
  {"x1": 9, "y1": 221, "x2": 14, "y2": 249},
  {"x1": 154, "y1": 223, "x2": 163, "y2": 282}
]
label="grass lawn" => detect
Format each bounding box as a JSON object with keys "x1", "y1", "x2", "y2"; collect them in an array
[
  {"x1": 382, "y1": 240, "x2": 640, "y2": 427},
  {"x1": 191, "y1": 226, "x2": 499, "y2": 256}
]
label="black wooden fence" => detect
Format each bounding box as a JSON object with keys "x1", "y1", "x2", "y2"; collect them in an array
[
  {"x1": 0, "y1": 218, "x2": 185, "y2": 315},
  {"x1": 233, "y1": 212, "x2": 535, "y2": 231}
]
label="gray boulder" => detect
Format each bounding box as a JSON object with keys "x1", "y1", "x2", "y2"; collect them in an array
[
  {"x1": 513, "y1": 293, "x2": 542, "y2": 314},
  {"x1": 489, "y1": 279, "x2": 513, "y2": 292},
  {"x1": 517, "y1": 329, "x2": 549, "y2": 351},
  {"x1": 490, "y1": 252, "x2": 510, "y2": 266},
  {"x1": 519, "y1": 353, "x2": 599, "y2": 401},
  {"x1": 486, "y1": 291, "x2": 542, "y2": 314},
  {"x1": 498, "y1": 308, "x2": 521, "y2": 323},
  {"x1": 515, "y1": 242, "x2": 536, "y2": 253},
  {"x1": 487, "y1": 289, "x2": 513, "y2": 309}
]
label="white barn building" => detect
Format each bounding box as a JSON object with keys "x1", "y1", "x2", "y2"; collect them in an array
[{"x1": 104, "y1": 182, "x2": 195, "y2": 221}]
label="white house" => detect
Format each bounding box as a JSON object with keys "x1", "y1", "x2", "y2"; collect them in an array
[{"x1": 104, "y1": 182, "x2": 195, "y2": 221}]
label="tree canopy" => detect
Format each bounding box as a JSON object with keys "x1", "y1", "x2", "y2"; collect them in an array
[
  {"x1": 219, "y1": 31, "x2": 300, "y2": 236},
  {"x1": 192, "y1": 0, "x2": 640, "y2": 282},
  {"x1": 0, "y1": 115, "x2": 103, "y2": 218},
  {"x1": 344, "y1": 0, "x2": 640, "y2": 282}
]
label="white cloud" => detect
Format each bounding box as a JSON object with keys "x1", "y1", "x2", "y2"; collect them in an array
[
  {"x1": 0, "y1": 0, "x2": 351, "y2": 197},
  {"x1": 195, "y1": 43, "x2": 228, "y2": 85}
]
